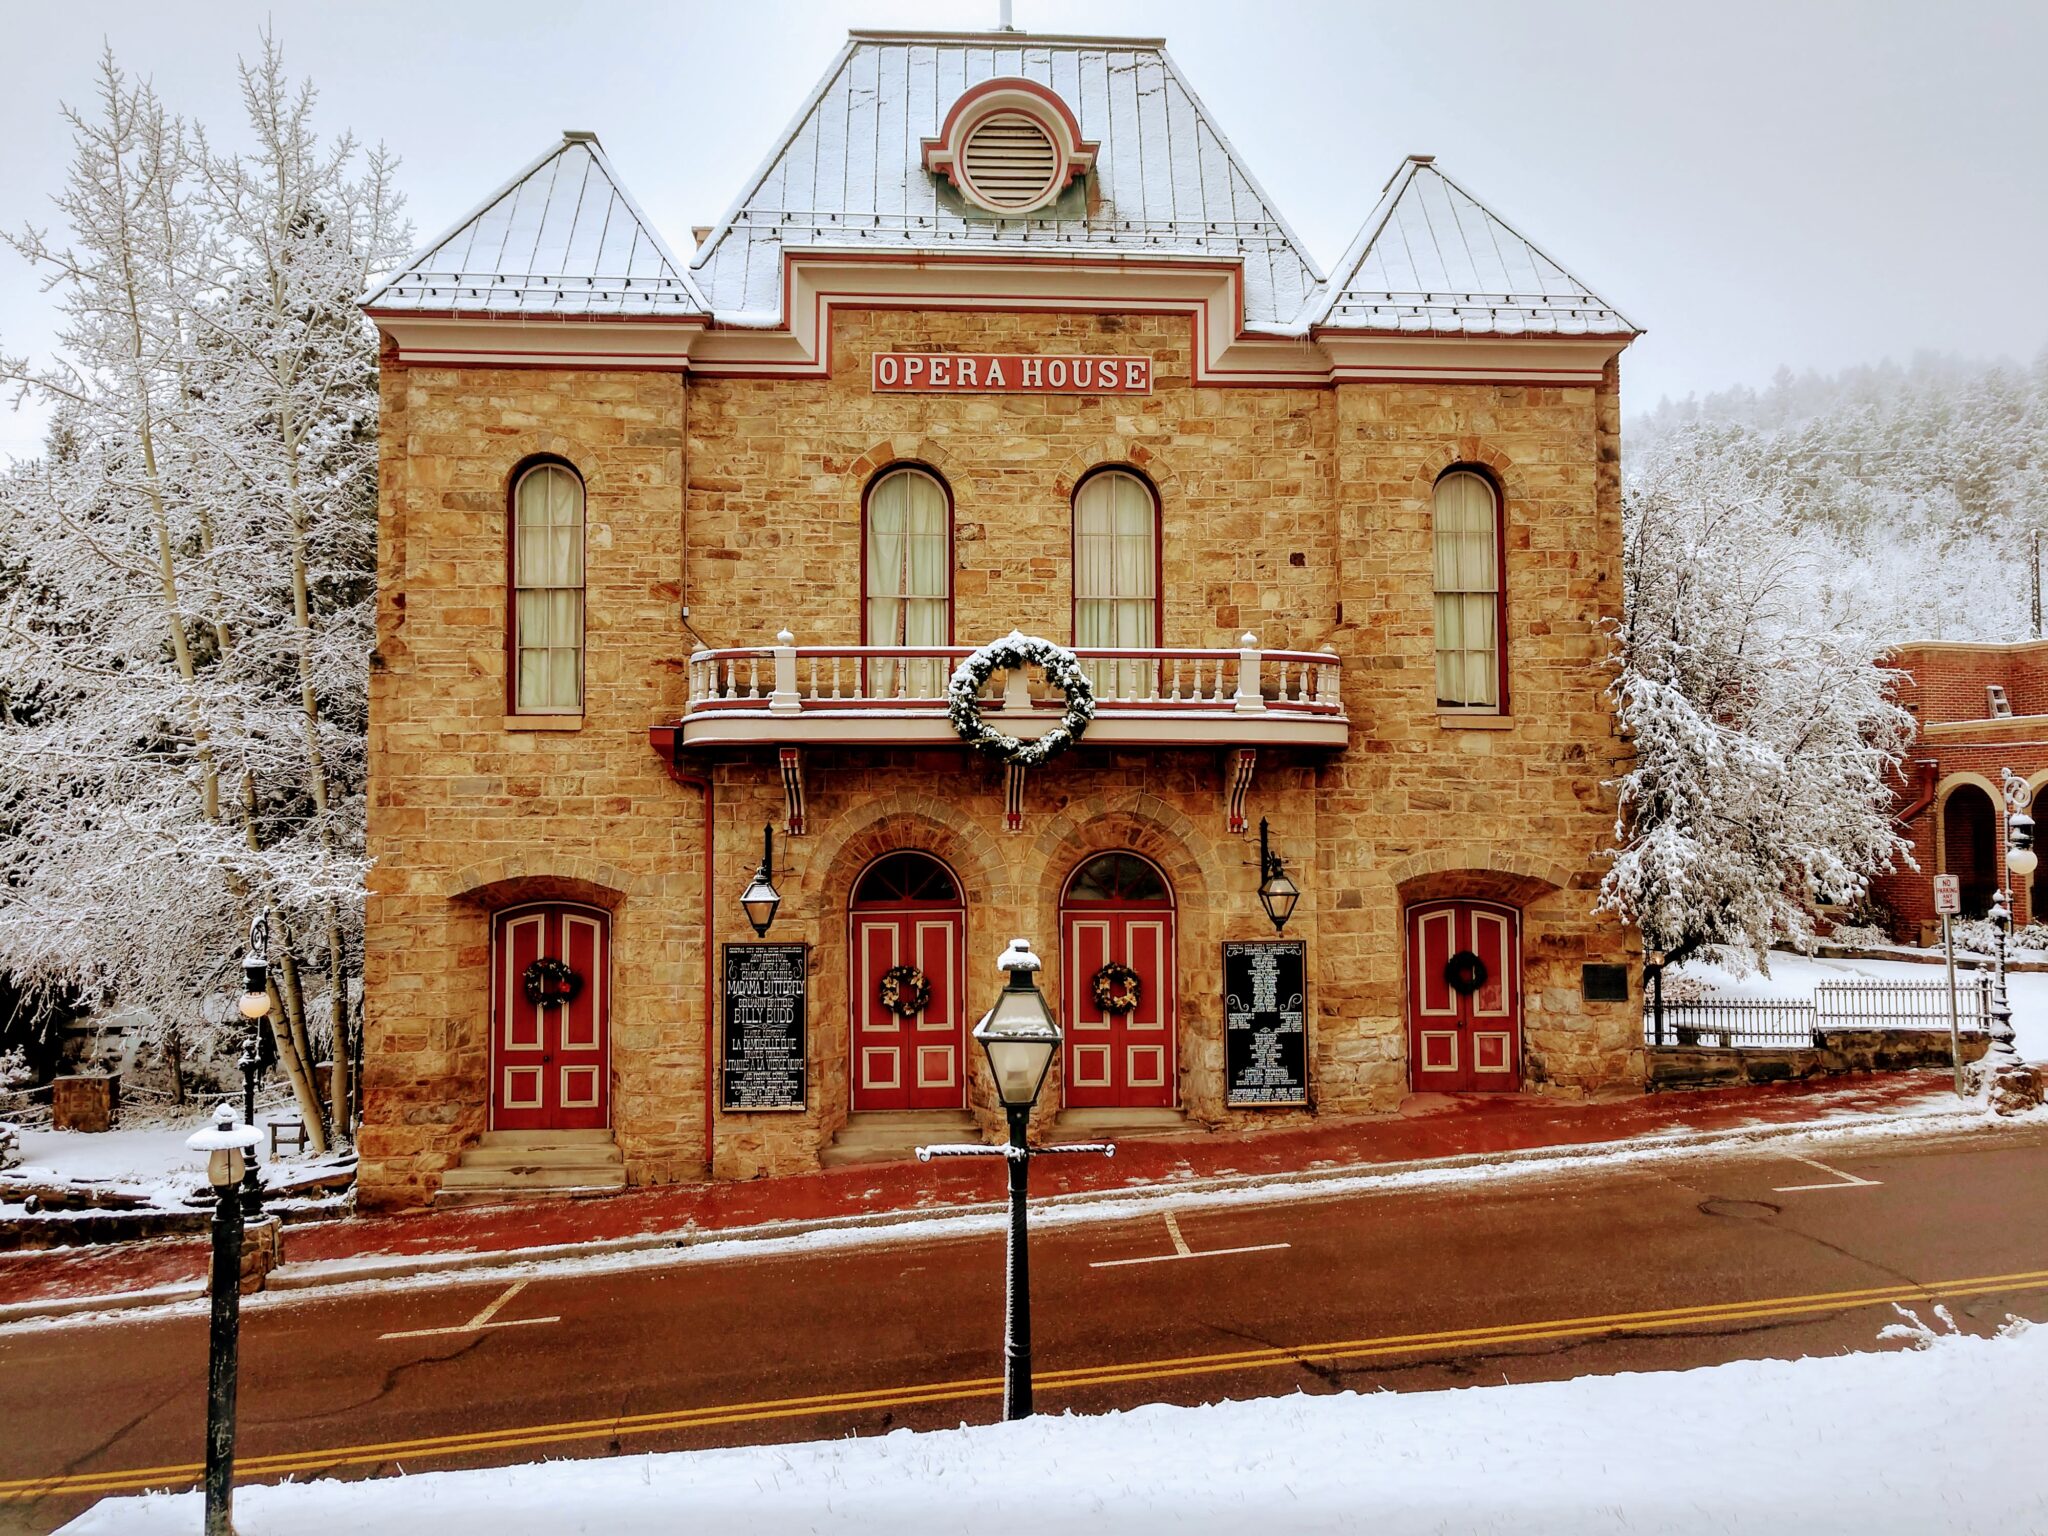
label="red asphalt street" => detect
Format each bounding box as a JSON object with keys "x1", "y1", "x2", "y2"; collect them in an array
[{"x1": 5, "y1": 1121, "x2": 2046, "y2": 1533}]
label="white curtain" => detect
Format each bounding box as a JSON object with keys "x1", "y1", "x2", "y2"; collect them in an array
[
  {"x1": 1433, "y1": 471, "x2": 1500, "y2": 709},
  {"x1": 514, "y1": 464, "x2": 585, "y2": 712},
  {"x1": 1075, "y1": 470, "x2": 1157, "y2": 698},
  {"x1": 866, "y1": 468, "x2": 950, "y2": 696}
]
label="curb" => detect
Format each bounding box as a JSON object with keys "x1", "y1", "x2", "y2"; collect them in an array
[{"x1": 0, "y1": 1097, "x2": 1997, "y2": 1325}]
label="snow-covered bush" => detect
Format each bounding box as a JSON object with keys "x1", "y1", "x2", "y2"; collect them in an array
[
  {"x1": 0, "y1": 1121, "x2": 18, "y2": 1171},
  {"x1": 1951, "y1": 918, "x2": 2048, "y2": 956},
  {"x1": 1825, "y1": 923, "x2": 1897, "y2": 949}
]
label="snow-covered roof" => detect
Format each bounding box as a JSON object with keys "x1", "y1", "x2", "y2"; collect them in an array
[
  {"x1": 690, "y1": 31, "x2": 1323, "y2": 326},
  {"x1": 1311, "y1": 156, "x2": 1635, "y2": 337},
  {"x1": 364, "y1": 133, "x2": 708, "y2": 318}
]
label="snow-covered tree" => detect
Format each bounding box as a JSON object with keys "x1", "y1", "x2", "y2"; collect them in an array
[
  {"x1": 0, "y1": 40, "x2": 403, "y2": 1146},
  {"x1": 1599, "y1": 425, "x2": 1917, "y2": 968}
]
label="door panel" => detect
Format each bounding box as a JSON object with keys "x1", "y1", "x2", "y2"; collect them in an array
[
  {"x1": 850, "y1": 907, "x2": 965, "y2": 1111},
  {"x1": 491, "y1": 903, "x2": 610, "y2": 1131},
  {"x1": 1061, "y1": 897, "x2": 1178, "y2": 1110},
  {"x1": 1405, "y1": 900, "x2": 1521, "y2": 1094}
]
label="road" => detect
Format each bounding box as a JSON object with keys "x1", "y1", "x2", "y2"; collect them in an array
[{"x1": 6, "y1": 1122, "x2": 2047, "y2": 1533}]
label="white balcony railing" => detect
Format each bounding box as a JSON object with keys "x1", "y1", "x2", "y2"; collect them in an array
[{"x1": 675, "y1": 633, "x2": 1348, "y2": 750}]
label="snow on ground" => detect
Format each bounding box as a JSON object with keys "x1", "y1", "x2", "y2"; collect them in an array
[
  {"x1": 2, "y1": 1104, "x2": 338, "y2": 1210},
  {"x1": 61, "y1": 1319, "x2": 2048, "y2": 1535},
  {"x1": 1677, "y1": 948, "x2": 2048, "y2": 1062}
]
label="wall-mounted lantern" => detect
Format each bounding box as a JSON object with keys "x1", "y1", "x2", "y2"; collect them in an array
[
  {"x1": 1257, "y1": 817, "x2": 1300, "y2": 933},
  {"x1": 740, "y1": 823, "x2": 782, "y2": 937}
]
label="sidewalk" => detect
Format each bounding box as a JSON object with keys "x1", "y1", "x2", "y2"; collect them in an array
[{"x1": 0, "y1": 1073, "x2": 1980, "y2": 1321}]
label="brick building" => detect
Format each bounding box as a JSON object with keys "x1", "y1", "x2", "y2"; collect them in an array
[
  {"x1": 1874, "y1": 639, "x2": 2048, "y2": 943},
  {"x1": 357, "y1": 27, "x2": 1642, "y2": 1207}
]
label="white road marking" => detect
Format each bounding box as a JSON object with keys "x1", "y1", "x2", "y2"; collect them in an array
[
  {"x1": 1771, "y1": 1152, "x2": 1882, "y2": 1193},
  {"x1": 1090, "y1": 1209, "x2": 1291, "y2": 1268},
  {"x1": 379, "y1": 1280, "x2": 561, "y2": 1340}
]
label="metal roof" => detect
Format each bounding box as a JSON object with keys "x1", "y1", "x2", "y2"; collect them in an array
[
  {"x1": 1311, "y1": 156, "x2": 1636, "y2": 337},
  {"x1": 689, "y1": 33, "x2": 1323, "y2": 325},
  {"x1": 364, "y1": 133, "x2": 707, "y2": 318}
]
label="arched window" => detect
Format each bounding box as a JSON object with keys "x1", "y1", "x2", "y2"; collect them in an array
[
  {"x1": 863, "y1": 466, "x2": 952, "y2": 697},
  {"x1": 512, "y1": 462, "x2": 585, "y2": 714},
  {"x1": 1074, "y1": 468, "x2": 1159, "y2": 699},
  {"x1": 1433, "y1": 469, "x2": 1504, "y2": 712}
]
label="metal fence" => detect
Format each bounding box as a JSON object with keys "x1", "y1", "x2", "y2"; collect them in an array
[{"x1": 1646, "y1": 977, "x2": 1996, "y2": 1049}]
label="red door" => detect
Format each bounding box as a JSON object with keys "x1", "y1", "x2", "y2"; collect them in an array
[
  {"x1": 491, "y1": 903, "x2": 610, "y2": 1130},
  {"x1": 849, "y1": 854, "x2": 966, "y2": 1111},
  {"x1": 1406, "y1": 900, "x2": 1521, "y2": 1093},
  {"x1": 1061, "y1": 853, "x2": 1177, "y2": 1109}
]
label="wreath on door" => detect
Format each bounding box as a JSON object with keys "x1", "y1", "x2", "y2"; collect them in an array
[
  {"x1": 522, "y1": 956, "x2": 583, "y2": 1008},
  {"x1": 878, "y1": 964, "x2": 931, "y2": 1018},
  {"x1": 1091, "y1": 961, "x2": 1143, "y2": 1015},
  {"x1": 946, "y1": 631, "x2": 1096, "y2": 767},
  {"x1": 1443, "y1": 950, "x2": 1489, "y2": 997}
]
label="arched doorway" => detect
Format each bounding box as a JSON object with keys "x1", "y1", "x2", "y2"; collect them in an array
[
  {"x1": 849, "y1": 852, "x2": 967, "y2": 1111},
  {"x1": 1942, "y1": 783, "x2": 1999, "y2": 918},
  {"x1": 1405, "y1": 899, "x2": 1521, "y2": 1093},
  {"x1": 490, "y1": 902, "x2": 611, "y2": 1131},
  {"x1": 1059, "y1": 852, "x2": 1177, "y2": 1109}
]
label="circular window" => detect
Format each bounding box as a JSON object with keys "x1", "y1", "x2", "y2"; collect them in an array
[{"x1": 960, "y1": 111, "x2": 1061, "y2": 211}]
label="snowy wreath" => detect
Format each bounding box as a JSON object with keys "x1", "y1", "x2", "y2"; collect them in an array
[
  {"x1": 946, "y1": 631, "x2": 1096, "y2": 768},
  {"x1": 877, "y1": 964, "x2": 931, "y2": 1019},
  {"x1": 1091, "y1": 961, "x2": 1143, "y2": 1016},
  {"x1": 522, "y1": 956, "x2": 583, "y2": 1008}
]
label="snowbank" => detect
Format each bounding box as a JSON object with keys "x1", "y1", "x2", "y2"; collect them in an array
[
  {"x1": 62, "y1": 1321, "x2": 2047, "y2": 1535},
  {"x1": 4, "y1": 1106, "x2": 337, "y2": 1211}
]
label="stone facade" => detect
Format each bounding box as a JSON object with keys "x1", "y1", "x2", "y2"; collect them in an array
[{"x1": 358, "y1": 302, "x2": 1639, "y2": 1206}]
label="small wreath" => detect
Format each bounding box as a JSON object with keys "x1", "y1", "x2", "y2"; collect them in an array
[
  {"x1": 1092, "y1": 961, "x2": 1143, "y2": 1015},
  {"x1": 947, "y1": 631, "x2": 1096, "y2": 768},
  {"x1": 1443, "y1": 951, "x2": 1489, "y2": 997},
  {"x1": 877, "y1": 964, "x2": 931, "y2": 1019},
  {"x1": 522, "y1": 957, "x2": 583, "y2": 1009}
]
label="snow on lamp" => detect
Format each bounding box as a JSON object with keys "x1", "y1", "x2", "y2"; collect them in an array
[
  {"x1": 2007, "y1": 812, "x2": 2037, "y2": 879},
  {"x1": 188, "y1": 1102, "x2": 261, "y2": 1191},
  {"x1": 975, "y1": 939, "x2": 1061, "y2": 1110}
]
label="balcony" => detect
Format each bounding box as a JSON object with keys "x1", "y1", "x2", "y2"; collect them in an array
[{"x1": 672, "y1": 634, "x2": 1348, "y2": 751}]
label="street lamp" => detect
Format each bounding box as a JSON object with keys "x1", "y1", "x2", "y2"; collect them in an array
[
  {"x1": 1646, "y1": 947, "x2": 1668, "y2": 1047},
  {"x1": 1985, "y1": 769, "x2": 2038, "y2": 1076},
  {"x1": 187, "y1": 1102, "x2": 260, "y2": 1536},
  {"x1": 236, "y1": 917, "x2": 271, "y2": 1213},
  {"x1": 739, "y1": 823, "x2": 782, "y2": 937},
  {"x1": 1256, "y1": 818, "x2": 1300, "y2": 934},
  {"x1": 917, "y1": 939, "x2": 1112, "y2": 1421}
]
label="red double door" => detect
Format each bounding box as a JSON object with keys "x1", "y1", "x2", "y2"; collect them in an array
[
  {"x1": 1061, "y1": 854, "x2": 1177, "y2": 1109},
  {"x1": 1406, "y1": 899, "x2": 1522, "y2": 1093},
  {"x1": 491, "y1": 903, "x2": 610, "y2": 1130},
  {"x1": 850, "y1": 896, "x2": 966, "y2": 1112}
]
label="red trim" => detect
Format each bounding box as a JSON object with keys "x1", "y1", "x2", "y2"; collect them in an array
[
  {"x1": 649, "y1": 729, "x2": 716, "y2": 1177},
  {"x1": 1404, "y1": 898, "x2": 1524, "y2": 1094},
  {"x1": 1433, "y1": 464, "x2": 1511, "y2": 718},
  {"x1": 488, "y1": 901, "x2": 612, "y2": 1131},
  {"x1": 1070, "y1": 465, "x2": 1165, "y2": 650},
  {"x1": 846, "y1": 851, "x2": 969, "y2": 1113},
  {"x1": 928, "y1": 77, "x2": 1095, "y2": 162},
  {"x1": 859, "y1": 464, "x2": 956, "y2": 696},
  {"x1": 505, "y1": 456, "x2": 587, "y2": 719},
  {"x1": 366, "y1": 307, "x2": 709, "y2": 326}
]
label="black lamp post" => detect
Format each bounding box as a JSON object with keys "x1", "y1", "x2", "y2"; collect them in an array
[
  {"x1": 1646, "y1": 947, "x2": 1668, "y2": 1046},
  {"x1": 235, "y1": 917, "x2": 271, "y2": 1213},
  {"x1": 1990, "y1": 769, "x2": 2038, "y2": 1074},
  {"x1": 917, "y1": 939, "x2": 1112, "y2": 1421},
  {"x1": 187, "y1": 1102, "x2": 260, "y2": 1536},
  {"x1": 740, "y1": 823, "x2": 782, "y2": 938},
  {"x1": 1257, "y1": 818, "x2": 1300, "y2": 934}
]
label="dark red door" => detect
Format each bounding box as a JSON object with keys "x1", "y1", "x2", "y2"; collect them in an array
[
  {"x1": 849, "y1": 854, "x2": 966, "y2": 1111},
  {"x1": 1406, "y1": 900, "x2": 1521, "y2": 1093},
  {"x1": 1061, "y1": 853, "x2": 1177, "y2": 1109},
  {"x1": 491, "y1": 903, "x2": 610, "y2": 1130}
]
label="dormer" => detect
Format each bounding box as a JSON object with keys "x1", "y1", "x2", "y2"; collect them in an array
[{"x1": 921, "y1": 77, "x2": 1098, "y2": 215}]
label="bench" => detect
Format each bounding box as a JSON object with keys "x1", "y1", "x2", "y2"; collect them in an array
[{"x1": 268, "y1": 1118, "x2": 308, "y2": 1158}]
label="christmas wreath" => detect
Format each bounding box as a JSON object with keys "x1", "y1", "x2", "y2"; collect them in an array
[
  {"x1": 946, "y1": 631, "x2": 1096, "y2": 768},
  {"x1": 1091, "y1": 961, "x2": 1143, "y2": 1016},
  {"x1": 522, "y1": 956, "x2": 583, "y2": 1008},
  {"x1": 1443, "y1": 950, "x2": 1489, "y2": 997},
  {"x1": 877, "y1": 964, "x2": 931, "y2": 1018}
]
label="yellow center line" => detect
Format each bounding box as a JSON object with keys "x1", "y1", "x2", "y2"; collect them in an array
[{"x1": 10, "y1": 1263, "x2": 2048, "y2": 1504}]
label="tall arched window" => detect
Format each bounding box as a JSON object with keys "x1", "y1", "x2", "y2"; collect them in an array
[
  {"x1": 1432, "y1": 469, "x2": 1504, "y2": 712},
  {"x1": 512, "y1": 461, "x2": 585, "y2": 714},
  {"x1": 1074, "y1": 468, "x2": 1159, "y2": 699},
  {"x1": 863, "y1": 466, "x2": 951, "y2": 697}
]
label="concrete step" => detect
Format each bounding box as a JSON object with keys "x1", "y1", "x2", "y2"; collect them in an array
[
  {"x1": 431, "y1": 1183, "x2": 625, "y2": 1210},
  {"x1": 1050, "y1": 1107, "x2": 1189, "y2": 1141},
  {"x1": 822, "y1": 1111, "x2": 979, "y2": 1168},
  {"x1": 457, "y1": 1143, "x2": 623, "y2": 1170},
  {"x1": 476, "y1": 1129, "x2": 617, "y2": 1147},
  {"x1": 439, "y1": 1163, "x2": 627, "y2": 1192}
]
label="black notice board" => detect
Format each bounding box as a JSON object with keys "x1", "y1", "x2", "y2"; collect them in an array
[
  {"x1": 722, "y1": 943, "x2": 808, "y2": 1112},
  {"x1": 1223, "y1": 940, "x2": 1308, "y2": 1106}
]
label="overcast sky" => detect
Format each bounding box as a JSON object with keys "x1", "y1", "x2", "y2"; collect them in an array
[{"x1": 2, "y1": 0, "x2": 2043, "y2": 461}]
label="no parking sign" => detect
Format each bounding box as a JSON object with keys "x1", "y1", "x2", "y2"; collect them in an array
[{"x1": 1934, "y1": 875, "x2": 1961, "y2": 916}]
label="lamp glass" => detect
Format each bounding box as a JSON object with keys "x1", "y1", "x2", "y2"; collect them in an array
[
  {"x1": 740, "y1": 874, "x2": 781, "y2": 937},
  {"x1": 2009, "y1": 847, "x2": 2039, "y2": 878},
  {"x1": 1258, "y1": 870, "x2": 1301, "y2": 931},
  {"x1": 208, "y1": 1145, "x2": 245, "y2": 1189},
  {"x1": 239, "y1": 990, "x2": 272, "y2": 1021},
  {"x1": 973, "y1": 956, "x2": 1062, "y2": 1110},
  {"x1": 982, "y1": 1035, "x2": 1059, "y2": 1109}
]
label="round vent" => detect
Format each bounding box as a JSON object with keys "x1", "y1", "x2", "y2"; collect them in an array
[{"x1": 960, "y1": 111, "x2": 1061, "y2": 210}]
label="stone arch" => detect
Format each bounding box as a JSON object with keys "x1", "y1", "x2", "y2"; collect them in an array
[
  {"x1": 1935, "y1": 772, "x2": 2002, "y2": 916},
  {"x1": 1050, "y1": 436, "x2": 1181, "y2": 500},
  {"x1": 805, "y1": 792, "x2": 1014, "y2": 910},
  {"x1": 443, "y1": 854, "x2": 647, "y2": 911},
  {"x1": 1409, "y1": 437, "x2": 1520, "y2": 501},
  {"x1": 850, "y1": 435, "x2": 962, "y2": 488},
  {"x1": 1383, "y1": 845, "x2": 1572, "y2": 909},
  {"x1": 1029, "y1": 792, "x2": 1217, "y2": 913}
]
